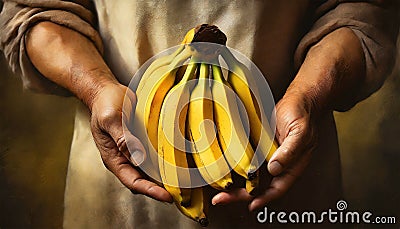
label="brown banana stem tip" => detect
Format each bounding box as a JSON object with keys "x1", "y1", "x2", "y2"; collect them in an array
[
  {"x1": 193, "y1": 24, "x2": 227, "y2": 45},
  {"x1": 191, "y1": 24, "x2": 227, "y2": 60},
  {"x1": 248, "y1": 171, "x2": 258, "y2": 181},
  {"x1": 199, "y1": 217, "x2": 209, "y2": 227}
]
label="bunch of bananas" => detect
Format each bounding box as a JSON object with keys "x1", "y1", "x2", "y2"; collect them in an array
[{"x1": 133, "y1": 24, "x2": 278, "y2": 226}]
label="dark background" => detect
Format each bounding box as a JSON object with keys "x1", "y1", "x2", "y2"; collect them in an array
[{"x1": 0, "y1": 39, "x2": 399, "y2": 228}]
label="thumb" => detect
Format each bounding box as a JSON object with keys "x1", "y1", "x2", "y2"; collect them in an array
[
  {"x1": 267, "y1": 123, "x2": 308, "y2": 176},
  {"x1": 108, "y1": 120, "x2": 147, "y2": 166}
]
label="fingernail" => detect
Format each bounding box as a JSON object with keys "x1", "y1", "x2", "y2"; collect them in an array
[
  {"x1": 211, "y1": 195, "x2": 221, "y2": 205},
  {"x1": 248, "y1": 202, "x2": 255, "y2": 212},
  {"x1": 249, "y1": 200, "x2": 267, "y2": 212},
  {"x1": 249, "y1": 200, "x2": 261, "y2": 212},
  {"x1": 268, "y1": 161, "x2": 283, "y2": 176},
  {"x1": 130, "y1": 150, "x2": 144, "y2": 166}
]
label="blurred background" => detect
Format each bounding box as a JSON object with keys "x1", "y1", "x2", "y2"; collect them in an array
[{"x1": 0, "y1": 39, "x2": 399, "y2": 228}]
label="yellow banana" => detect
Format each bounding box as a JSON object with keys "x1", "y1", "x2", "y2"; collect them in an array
[
  {"x1": 211, "y1": 64, "x2": 256, "y2": 180},
  {"x1": 182, "y1": 28, "x2": 196, "y2": 44},
  {"x1": 176, "y1": 188, "x2": 209, "y2": 227},
  {"x1": 188, "y1": 63, "x2": 233, "y2": 190},
  {"x1": 136, "y1": 28, "x2": 195, "y2": 94},
  {"x1": 133, "y1": 47, "x2": 192, "y2": 181},
  {"x1": 158, "y1": 61, "x2": 197, "y2": 207},
  {"x1": 245, "y1": 170, "x2": 259, "y2": 196},
  {"x1": 221, "y1": 48, "x2": 278, "y2": 164}
]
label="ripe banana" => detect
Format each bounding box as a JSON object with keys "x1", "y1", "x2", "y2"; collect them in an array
[
  {"x1": 245, "y1": 171, "x2": 259, "y2": 196},
  {"x1": 176, "y1": 188, "x2": 208, "y2": 227},
  {"x1": 136, "y1": 28, "x2": 195, "y2": 93},
  {"x1": 188, "y1": 63, "x2": 233, "y2": 190},
  {"x1": 221, "y1": 48, "x2": 278, "y2": 164},
  {"x1": 158, "y1": 61, "x2": 198, "y2": 207},
  {"x1": 211, "y1": 64, "x2": 256, "y2": 180},
  {"x1": 134, "y1": 47, "x2": 192, "y2": 181}
]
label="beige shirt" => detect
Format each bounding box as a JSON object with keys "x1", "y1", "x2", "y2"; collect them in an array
[{"x1": 1, "y1": 0, "x2": 398, "y2": 228}]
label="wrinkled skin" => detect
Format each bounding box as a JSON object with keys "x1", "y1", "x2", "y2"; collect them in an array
[{"x1": 90, "y1": 84, "x2": 173, "y2": 202}]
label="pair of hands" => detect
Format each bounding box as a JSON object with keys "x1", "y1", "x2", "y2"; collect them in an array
[
  {"x1": 25, "y1": 22, "x2": 363, "y2": 211},
  {"x1": 88, "y1": 27, "x2": 364, "y2": 212},
  {"x1": 90, "y1": 81, "x2": 318, "y2": 211}
]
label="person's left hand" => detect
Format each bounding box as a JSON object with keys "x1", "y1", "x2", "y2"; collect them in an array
[
  {"x1": 211, "y1": 27, "x2": 365, "y2": 211},
  {"x1": 211, "y1": 92, "x2": 319, "y2": 210}
]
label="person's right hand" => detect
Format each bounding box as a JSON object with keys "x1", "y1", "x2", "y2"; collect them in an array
[
  {"x1": 25, "y1": 21, "x2": 171, "y2": 202},
  {"x1": 89, "y1": 83, "x2": 173, "y2": 203}
]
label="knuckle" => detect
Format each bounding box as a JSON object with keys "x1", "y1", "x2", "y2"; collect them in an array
[
  {"x1": 288, "y1": 119, "x2": 316, "y2": 148},
  {"x1": 279, "y1": 145, "x2": 295, "y2": 160},
  {"x1": 126, "y1": 89, "x2": 137, "y2": 104},
  {"x1": 130, "y1": 177, "x2": 142, "y2": 194},
  {"x1": 287, "y1": 119, "x2": 306, "y2": 138},
  {"x1": 129, "y1": 175, "x2": 141, "y2": 194},
  {"x1": 97, "y1": 109, "x2": 122, "y2": 131},
  {"x1": 99, "y1": 109, "x2": 120, "y2": 125},
  {"x1": 116, "y1": 135, "x2": 127, "y2": 151}
]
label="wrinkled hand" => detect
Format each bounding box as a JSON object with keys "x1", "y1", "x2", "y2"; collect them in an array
[
  {"x1": 90, "y1": 83, "x2": 172, "y2": 202},
  {"x1": 210, "y1": 27, "x2": 364, "y2": 210},
  {"x1": 211, "y1": 93, "x2": 318, "y2": 211},
  {"x1": 248, "y1": 93, "x2": 318, "y2": 210}
]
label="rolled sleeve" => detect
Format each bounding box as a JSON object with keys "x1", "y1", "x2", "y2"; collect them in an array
[
  {"x1": 295, "y1": 0, "x2": 399, "y2": 103},
  {"x1": 0, "y1": 0, "x2": 103, "y2": 95}
]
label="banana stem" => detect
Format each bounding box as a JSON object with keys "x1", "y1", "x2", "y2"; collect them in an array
[
  {"x1": 211, "y1": 65, "x2": 224, "y2": 82},
  {"x1": 179, "y1": 61, "x2": 198, "y2": 84},
  {"x1": 199, "y1": 63, "x2": 209, "y2": 80}
]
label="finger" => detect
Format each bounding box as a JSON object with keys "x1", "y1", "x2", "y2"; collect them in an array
[
  {"x1": 92, "y1": 126, "x2": 171, "y2": 202},
  {"x1": 117, "y1": 130, "x2": 147, "y2": 166},
  {"x1": 115, "y1": 162, "x2": 173, "y2": 203},
  {"x1": 249, "y1": 151, "x2": 311, "y2": 211},
  {"x1": 119, "y1": 88, "x2": 148, "y2": 166},
  {"x1": 248, "y1": 175, "x2": 295, "y2": 212},
  {"x1": 211, "y1": 188, "x2": 254, "y2": 206},
  {"x1": 103, "y1": 115, "x2": 147, "y2": 166},
  {"x1": 268, "y1": 127, "x2": 308, "y2": 176}
]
